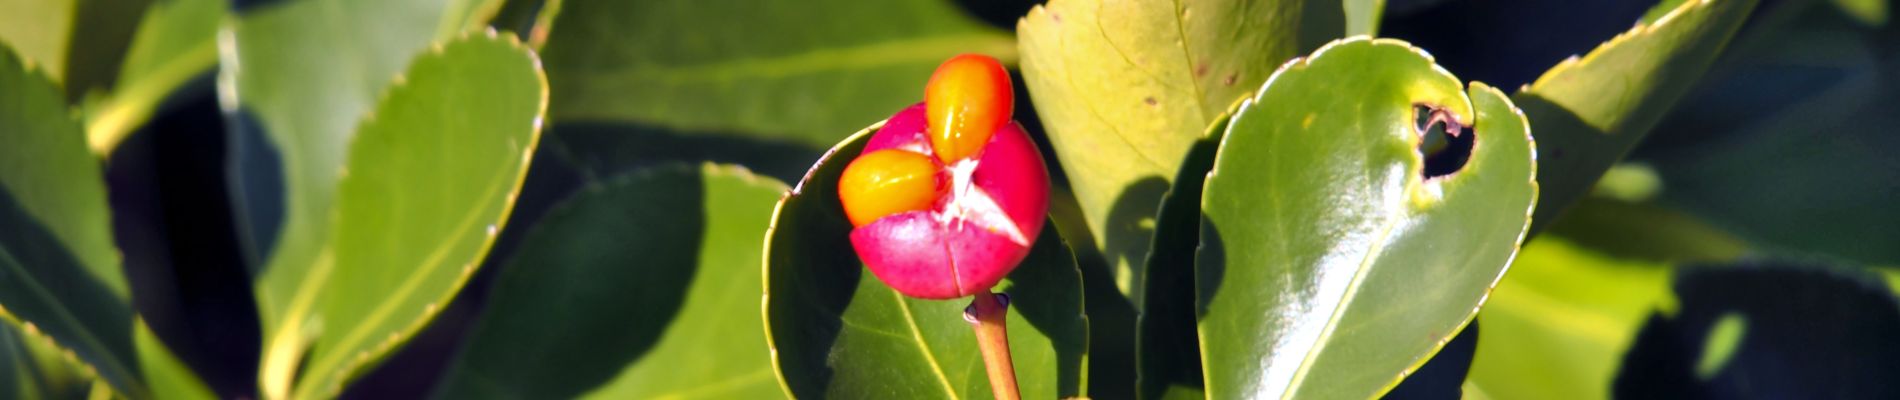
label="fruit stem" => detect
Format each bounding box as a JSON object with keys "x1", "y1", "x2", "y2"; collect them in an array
[{"x1": 968, "y1": 292, "x2": 1021, "y2": 400}]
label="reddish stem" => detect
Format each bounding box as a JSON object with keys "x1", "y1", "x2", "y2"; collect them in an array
[{"x1": 968, "y1": 292, "x2": 1021, "y2": 400}]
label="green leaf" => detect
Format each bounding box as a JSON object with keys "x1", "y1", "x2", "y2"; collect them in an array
[
  {"x1": 0, "y1": 0, "x2": 76, "y2": 83},
  {"x1": 0, "y1": 0, "x2": 155, "y2": 100},
  {"x1": 1195, "y1": 38, "x2": 1536, "y2": 399},
  {"x1": 226, "y1": 0, "x2": 505, "y2": 342},
  {"x1": 135, "y1": 320, "x2": 214, "y2": 400},
  {"x1": 256, "y1": 33, "x2": 546, "y2": 399},
  {"x1": 432, "y1": 164, "x2": 788, "y2": 399},
  {"x1": 82, "y1": 0, "x2": 223, "y2": 153},
  {"x1": 1615, "y1": 263, "x2": 1900, "y2": 397},
  {"x1": 538, "y1": 0, "x2": 1012, "y2": 148},
  {"x1": 1345, "y1": 0, "x2": 1384, "y2": 36},
  {"x1": 0, "y1": 42, "x2": 142, "y2": 396},
  {"x1": 1829, "y1": 0, "x2": 1887, "y2": 26},
  {"x1": 1, "y1": 318, "x2": 103, "y2": 399},
  {"x1": 1637, "y1": 8, "x2": 1900, "y2": 265},
  {"x1": 1464, "y1": 236, "x2": 1677, "y2": 400},
  {"x1": 765, "y1": 122, "x2": 1089, "y2": 399},
  {"x1": 1541, "y1": 198, "x2": 1749, "y2": 263},
  {"x1": 1016, "y1": 0, "x2": 1342, "y2": 299},
  {"x1": 1514, "y1": 0, "x2": 1756, "y2": 234},
  {"x1": 1136, "y1": 109, "x2": 1230, "y2": 400}
]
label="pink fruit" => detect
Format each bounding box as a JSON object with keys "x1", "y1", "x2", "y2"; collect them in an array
[{"x1": 841, "y1": 102, "x2": 1050, "y2": 299}]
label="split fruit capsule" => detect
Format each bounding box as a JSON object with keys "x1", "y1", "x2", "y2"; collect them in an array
[{"x1": 837, "y1": 54, "x2": 1049, "y2": 299}]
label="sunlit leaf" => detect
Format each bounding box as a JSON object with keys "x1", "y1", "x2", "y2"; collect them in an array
[
  {"x1": 1196, "y1": 38, "x2": 1535, "y2": 399},
  {"x1": 1016, "y1": 0, "x2": 1343, "y2": 299}
]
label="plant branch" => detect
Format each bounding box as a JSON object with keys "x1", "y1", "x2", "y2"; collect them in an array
[{"x1": 967, "y1": 292, "x2": 1020, "y2": 400}]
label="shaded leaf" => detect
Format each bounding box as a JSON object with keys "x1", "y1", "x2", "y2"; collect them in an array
[
  {"x1": 1016, "y1": 0, "x2": 1341, "y2": 299},
  {"x1": 82, "y1": 0, "x2": 223, "y2": 153},
  {"x1": 1465, "y1": 236, "x2": 1678, "y2": 400},
  {"x1": 262, "y1": 33, "x2": 546, "y2": 399},
  {"x1": 1383, "y1": 320, "x2": 1478, "y2": 400},
  {"x1": 539, "y1": 0, "x2": 1012, "y2": 148},
  {"x1": 1635, "y1": 8, "x2": 1900, "y2": 266},
  {"x1": 765, "y1": 121, "x2": 1088, "y2": 399},
  {"x1": 432, "y1": 164, "x2": 788, "y2": 399},
  {"x1": 1514, "y1": 0, "x2": 1757, "y2": 234},
  {"x1": 135, "y1": 320, "x2": 214, "y2": 400},
  {"x1": 1196, "y1": 38, "x2": 1536, "y2": 399},
  {"x1": 1, "y1": 318, "x2": 102, "y2": 399},
  {"x1": 0, "y1": 42, "x2": 142, "y2": 396},
  {"x1": 1541, "y1": 198, "x2": 1749, "y2": 263},
  {"x1": 225, "y1": 0, "x2": 505, "y2": 343},
  {"x1": 1615, "y1": 262, "x2": 1900, "y2": 398},
  {"x1": 1135, "y1": 110, "x2": 1229, "y2": 400}
]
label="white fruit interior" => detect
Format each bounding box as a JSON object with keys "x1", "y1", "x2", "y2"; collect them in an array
[{"x1": 937, "y1": 157, "x2": 1030, "y2": 247}]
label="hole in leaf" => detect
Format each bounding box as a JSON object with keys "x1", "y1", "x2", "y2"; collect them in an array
[{"x1": 1415, "y1": 104, "x2": 1473, "y2": 180}]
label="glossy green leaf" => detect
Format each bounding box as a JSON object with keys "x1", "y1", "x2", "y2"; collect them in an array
[
  {"x1": 226, "y1": 0, "x2": 505, "y2": 344},
  {"x1": 1514, "y1": 0, "x2": 1756, "y2": 234},
  {"x1": 539, "y1": 0, "x2": 1012, "y2": 148},
  {"x1": 433, "y1": 164, "x2": 787, "y2": 399},
  {"x1": 1196, "y1": 38, "x2": 1536, "y2": 399},
  {"x1": 135, "y1": 320, "x2": 214, "y2": 400},
  {"x1": 256, "y1": 33, "x2": 545, "y2": 399},
  {"x1": 83, "y1": 0, "x2": 223, "y2": 153},
  {"x1": 0, "y1": 42, "x2": 142, "y2": 396},
  {"x1": 1016, "y1": 0, "x2": 1341, "y2": 298},
  {"x1": 765, "y1": 122, "x2": 1089, "y2": 399}
]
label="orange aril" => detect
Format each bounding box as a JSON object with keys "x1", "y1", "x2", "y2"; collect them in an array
[
  {"x1": 838, "y1": 149, "x2": 947, "y2": 227},
  {"x1": 925, "y1": 54, "x2": 1013, "y2": 163}
]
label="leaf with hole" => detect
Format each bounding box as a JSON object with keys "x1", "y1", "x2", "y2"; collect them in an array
[
  {"x1": 765, "y1": 121, "x2": 1088, "y2": 399},
  {"x1": 269, "y1": 33, "x2": 547, "y2": 399},
  {"x1": 1016, "y1": 0, "x2": 1342, "y2": 300},
  {"x1": 1195, "y1": 38, "x2": 1536, "y2": 399},
  {"x1": 433, "y1": 164, "x2": 787, "y2": 399}
]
